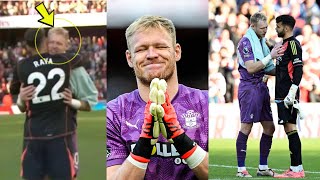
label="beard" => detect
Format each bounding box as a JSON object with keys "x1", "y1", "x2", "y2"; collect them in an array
[
  {"x1": 134, "y1": 61, "x2": 176, "y2": 86},
  {"x1": 277, "y1": 30, "x2": 285, "y2": 38}
]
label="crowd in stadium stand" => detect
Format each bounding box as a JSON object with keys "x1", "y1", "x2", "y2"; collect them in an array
[
  {"x1": 0, "y1": 0, "x2": 106, "y2": 16},
  {"x1": 209, "y1": 0, "x2": 320, "y2": 103},
  {"x1": 0, "y1": 35, "x2": 106, "y2": 105}
]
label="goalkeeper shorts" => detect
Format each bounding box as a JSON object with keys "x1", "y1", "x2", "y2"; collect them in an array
[
  {"x1": 21, "y1": 133, "x2": 79, "y2": 179},
  {"x1": 276, "y1": 101, "x2": 298, "y2": 125}
]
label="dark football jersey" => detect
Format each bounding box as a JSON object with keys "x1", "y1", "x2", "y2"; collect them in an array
[
  {"x1": 17, "y1": 53, "x2": 74, "y2": 139},
  {"x1": 10, "y1": 53, "x2": 83, "y2": 95},
  {"x1": 275, "y1": 36, "x2": 303, "y2": 100}
]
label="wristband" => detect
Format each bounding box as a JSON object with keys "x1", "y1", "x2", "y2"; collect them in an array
[
  {"x1": 173, "y1": 133, "x2": 196, "y2": 159},
  {"x1": 17, "y1": 95, "x2": 25, "y2": 108},
  {"x1": 260, "y1": 54, "x2": 272, "y2": 66},
  {"x1": 185, "y1": 146, "x2": 207, "y2": 169},
  {"x1": 132, "y1": 137, "x2": 153, "y2": 162},
  {"x1": 289, "y1": 84, "x2": 298, "y2": 95},
  {"x1": 127, "y1": 154, "x2": 148, "y2": 170},
  {"x1": 71, "y1": 99, "x2": 81, "y2": 109}
]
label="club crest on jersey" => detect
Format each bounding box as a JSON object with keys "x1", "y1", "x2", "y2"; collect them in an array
[{"x1": 181, "y1": 110, "x2": 200, "y2": 129}]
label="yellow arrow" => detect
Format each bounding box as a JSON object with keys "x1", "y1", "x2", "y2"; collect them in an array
[{"x1": 35, "y1": 2, "x2": 54, "y2": 27}]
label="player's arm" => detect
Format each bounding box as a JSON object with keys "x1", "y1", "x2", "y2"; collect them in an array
[
  {"x1": 107, "y1": 162, "x2": 146, "y2": 180},
  {"x1": 265, "y1": 68, "x2": 276, "y2": 76},
  {"x1": 9, "y1": 64, "x2": 21, "y2": 95},
  {"x1": 161, "y1": 92, "x2": 208, "y2": 179},
  {"x1": 191, "y1": 153, "x2": 208, "y2": 180},
  {"x1": 290, "y1": 40, "x2": 303, "y2": 86},
  {"x1": 283, "y1": 41, "x2": 303, "y2": 108},
  {"x1": 284, "y1": 41, "x2": 303, "y2": 107},
  {"x1": 62, "y1": 88, "x2": 91, "y2": 111},
  {"x1": 265, "y1": 38, "x2": 273, "y2": 49},
  {"x1": 244, "y1": 60, "x2": 265, "y2": 74},
  {"x1": 65, "y1": 67, "x2": 99, "y2": 111},
  {"x1": 17, "y1": 83, "x2": 35, "y2": 112},
  {"x1": 106, "y1": 105, "x2": 152, "y2": 180},
  {"x1": 245, "y1": 44, "x2": 283, "y2": 74}
]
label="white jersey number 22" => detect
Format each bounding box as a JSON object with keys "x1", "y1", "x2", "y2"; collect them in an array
[{"x1": 27, "y1": 68, "x2": 66, "y2": 104}]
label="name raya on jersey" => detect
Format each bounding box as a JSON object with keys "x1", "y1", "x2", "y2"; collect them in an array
[
  {"x1": 275, "y1": 37, "x2": 303, "y2": 100},
  {"x1": 17, "y1": 53, "x2": 74, "y2": 139},
  {"x1": 107, "y1": 84, "x2": 208, "y2": 179}
]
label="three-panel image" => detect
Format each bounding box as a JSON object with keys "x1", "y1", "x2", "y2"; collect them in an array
[{"x1": 0, "y1": 0, "x2": 319, "y2": 179}]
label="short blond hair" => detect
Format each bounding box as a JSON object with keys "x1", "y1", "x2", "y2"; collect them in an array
[
  {"x1": 250, "y1": 12, "x2": 267, "y2": 25},
  {"x1": 48, "y1": 27, "x2": 69, "y2": 40},
  {"x1": 125, "y1": 15, "x2": 176, "y2": 51}
]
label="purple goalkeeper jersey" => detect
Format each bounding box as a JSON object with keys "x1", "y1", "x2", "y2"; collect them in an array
[
  {"x1": 237, "y1": 37, "x2": 265, "y2": 87},
  {"x1": 237, "y1": 37, "x2": 272, "y2": 123},
  {"x1": 107, "y1": 84, "x2": 208, "y2": 180}
]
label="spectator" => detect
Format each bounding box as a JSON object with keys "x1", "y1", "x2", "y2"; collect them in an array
[{"x1": 0, "y1": 0, "x2": 106, "y2": 16}]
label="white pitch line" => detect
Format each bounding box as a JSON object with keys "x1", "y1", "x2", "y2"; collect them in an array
[
  {"x1": 210, "y1": 164, "x2": 320, "y2": 174},
  {"x1": 209, "y1": 178, "x2": 270, "y2": 180},
  {"x1": 209, "y1": 177, "x2": 320, "y2": 180}
]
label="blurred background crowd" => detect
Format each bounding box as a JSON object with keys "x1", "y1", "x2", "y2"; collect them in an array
[
  {"x1": 209, "y1": 0, "x2": 320, "y2": 103},
  {"x1": 0, "y1": 35, "x2": 107, "y2": 104},
  {"x1": 0, "y1": 0, "x2": 106, "y2": 16}
]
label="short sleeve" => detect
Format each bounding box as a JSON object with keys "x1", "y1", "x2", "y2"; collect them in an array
[
  {"x1": 106, "y1": 105, "x2": 129, "y2": 167},
  {"x1": 70, "y1": 67, "x2": 98, "y2": 108},
  {"x1": 238, "y1": 37, "x2": 255, "y2": 62}
]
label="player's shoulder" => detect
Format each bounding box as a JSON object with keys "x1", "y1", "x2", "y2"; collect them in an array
[
  {"x1": 289, "y1": 37, "x2": 302, "y2": 49},
  {"x1": 70, "y1": 66, "x2": 86, "y2": 75},
  {"x1": 49, "y1": 53, "x2": 72, "y2": 64},
  {"x1": 174, "y1": 85, "x2": 208, "y2": 120},
  {"x1": 177, "y1": 84, "x2": 208, "y2": 101},
  {"x1": 237, "y1": 37, "x2": 252, "y2": 54},
  {"x1": 287, "y1": 37, "x2": 301, "y2": 55},
  {"x1": 17, "y1": 54, "x2": 40, "y2": 71},
  {"x1": 107, "y1": 89, "x2": 140, "y2": 111},
  {"x1": 20, "y1": 53, "x2": 67, "y2": 63},
  {"x1": 292, "y1": 36, "x2": 301, "y2": 44},
  {"x1": 18, "y1": 55, "x2": 36, "y2": 65},
  {"x1": 67, "y1": 53, "x2": 85, "y2": 69},
  {"x1": 238, "y1": 37, "x2": 251, "y2": 46}
]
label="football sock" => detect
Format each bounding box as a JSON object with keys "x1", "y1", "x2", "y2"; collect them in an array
[
  {"x1": 236, "y1": 131, "x2": 248, "y2": 168},
  {"x1": 238, "y1": 166, "x2": 246, "y2": 172},
  {"x1": 287, "y1": 130, "x2": 301, "y2": 167},
  {"x1": 290, "y1": 166, "x2": 299, "y2": 172},
  {"x1": 260, "y1": 133, "x2": 272, "y2": 166},
  {"x1": 259, "y1": 165, "x2": 269, "y2": 171},
  {"x1": 299, "y1": 164, "x2": 304, "y2": 171}
]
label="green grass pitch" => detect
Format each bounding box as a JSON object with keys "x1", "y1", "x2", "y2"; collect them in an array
[
  {"x1": 0, "y1": 111, "x2": 105, "y2": 180},
  {"x1": 209, "y1": 139, "x2": 320, "y2": 179}
]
